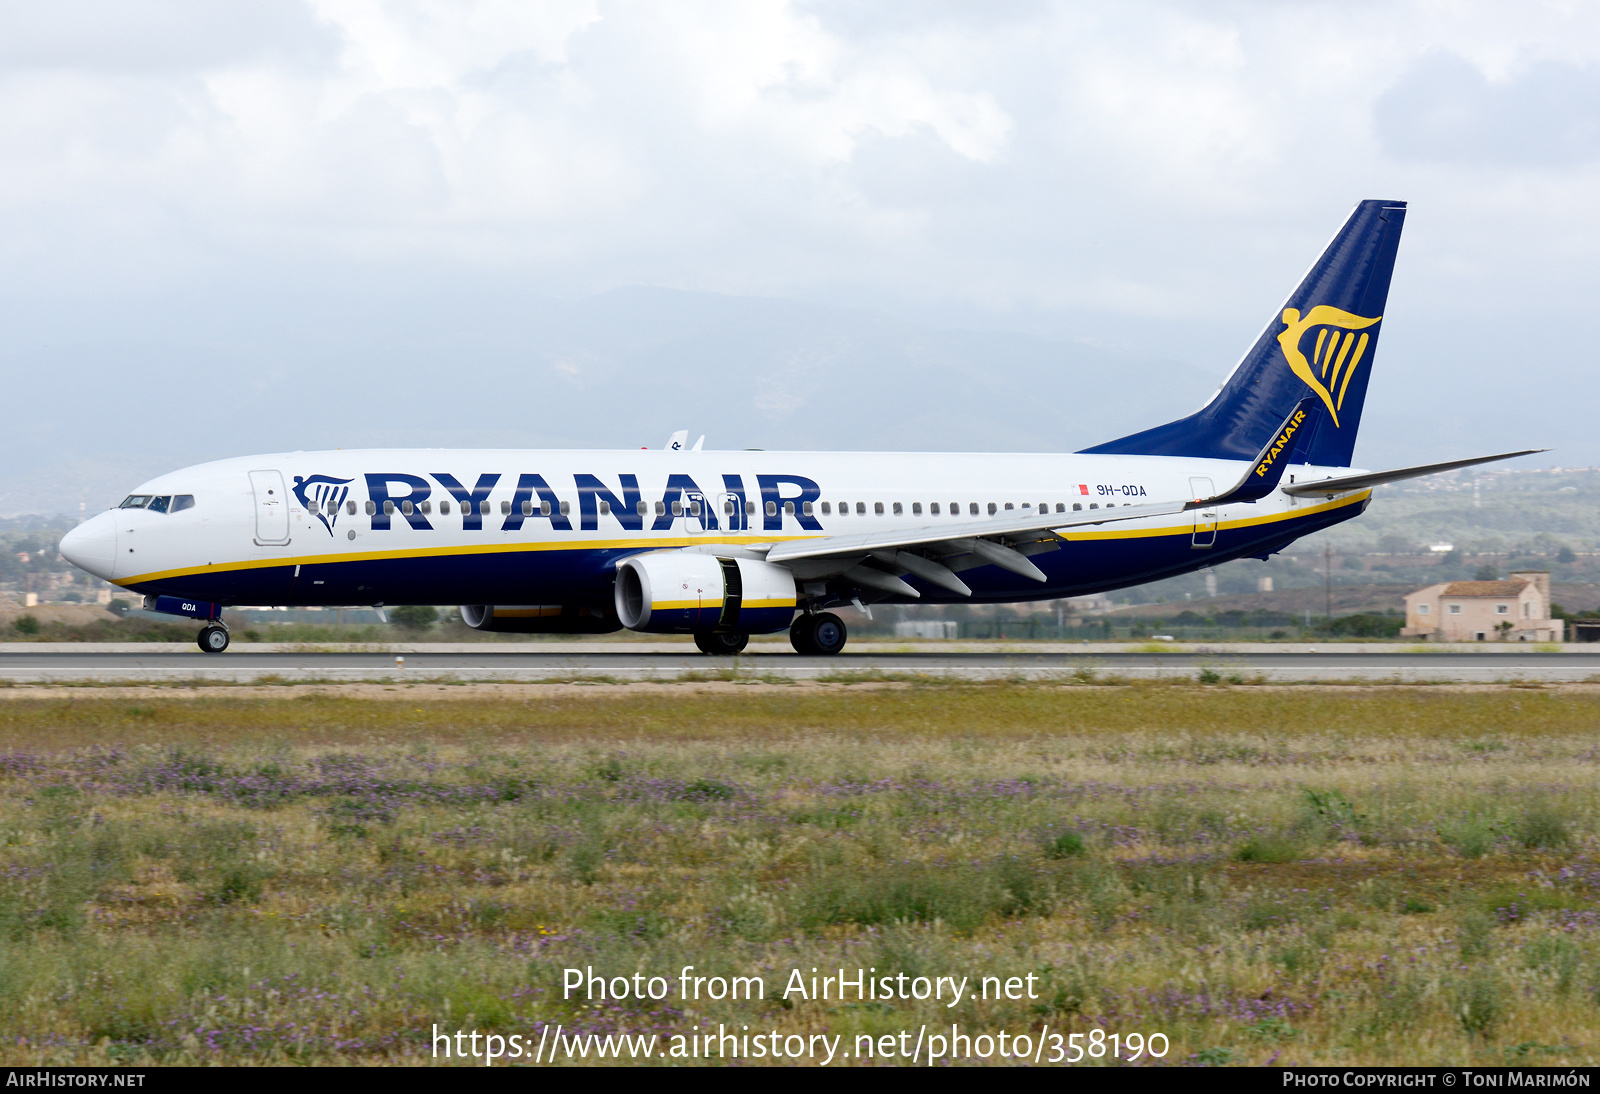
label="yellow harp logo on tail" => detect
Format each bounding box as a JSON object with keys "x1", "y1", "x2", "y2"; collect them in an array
[{"x1": 1277, "y1": 305, "x2": 1381, "y2": 427}]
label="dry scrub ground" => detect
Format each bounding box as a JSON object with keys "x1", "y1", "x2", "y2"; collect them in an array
[{"x1": 1, "y1": 681, "x2": 1598, "y2": 1066}]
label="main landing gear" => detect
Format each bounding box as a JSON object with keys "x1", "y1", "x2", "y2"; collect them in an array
[
  {"x1": 694, "y1": 632, "x2": 750, "y2": 655},
  {"x1": 790, "y1": 612, "x2": 847, "y2": 656},
  {"x1": 197, "y1": 623, "x2": 230, "y2": 653}
]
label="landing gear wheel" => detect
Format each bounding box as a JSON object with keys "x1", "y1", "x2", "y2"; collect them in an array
[
  {"x1": 694, "y1": 632, "x2": 749, "y2": 655},
  {"x1": 789, "y1": 614, "x2": 817, "y2": 655},
  {"x1": 791, "y1": 613, "x2": 847, "y2": 656},
  {"x1": 197, "y1": 625, "x2": 230, "y2": 654},
  {"x1": 809, "y1": 612, "x2": 847, "y2": 655}
]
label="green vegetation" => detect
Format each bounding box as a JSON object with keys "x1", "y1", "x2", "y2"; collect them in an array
[{"x1": 0, "y1": 683, "x2": 1597, "y2": 1066}]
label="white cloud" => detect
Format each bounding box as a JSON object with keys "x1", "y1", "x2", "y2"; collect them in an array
[{"x1": 3, "y1": 0, "x2": 1600, "y2": 493}]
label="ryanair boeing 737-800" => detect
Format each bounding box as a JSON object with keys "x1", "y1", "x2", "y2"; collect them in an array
[{"x1": 58, "y1": 200, "x2": 1536, "y2": 655}]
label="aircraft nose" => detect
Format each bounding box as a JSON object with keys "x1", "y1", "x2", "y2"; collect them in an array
[{"x1": 59, "y1": 512, "x2": 117, "y2": 580}]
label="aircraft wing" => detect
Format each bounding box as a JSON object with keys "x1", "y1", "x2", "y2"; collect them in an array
[
  {"x1": 760, "y1": 497, "x2": 1190, "y2": 596},
  {"x1": 765, "y1": 497, "x2": 1189, "y2": 565},
  {"x1": 762, "y1": 398, "x2": 1319, "y2": 596},
  {"x1": 1281, "y1": 449, "x2": 1546, "y2": 498}
]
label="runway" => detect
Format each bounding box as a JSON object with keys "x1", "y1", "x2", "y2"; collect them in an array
[{"x1": 2, "y1": 642, "x2": 1599, "y2": 683}]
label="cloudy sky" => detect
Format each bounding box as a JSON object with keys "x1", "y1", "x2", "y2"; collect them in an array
[{"x1": 2, "y1": 0, "x2": 1597, "y2": 511}]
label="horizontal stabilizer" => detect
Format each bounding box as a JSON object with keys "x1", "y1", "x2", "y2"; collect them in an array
[{"x1": 1281, "y1": 449, "x2": 1547, "y2": 498}]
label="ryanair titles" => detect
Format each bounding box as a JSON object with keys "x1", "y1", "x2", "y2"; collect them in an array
[
  {"x1": 1252, "y1": 408, "x2": 1308, "y2": 479},
  {"x1": 293, "y1": 472, "x2": 824, "y2": 537}
]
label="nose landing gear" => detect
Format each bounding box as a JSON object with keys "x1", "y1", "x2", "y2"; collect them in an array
[{"x1": 197, "y1": 623, "x2": 230, "y2": 653}]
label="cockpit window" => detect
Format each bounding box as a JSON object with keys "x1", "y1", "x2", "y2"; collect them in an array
[{"x1": 119, "y1": 494, "x2": 192, "y2": 513}]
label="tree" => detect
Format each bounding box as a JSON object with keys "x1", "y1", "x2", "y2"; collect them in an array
[
  {"x1": 390, "y1": 605, "x2": 438, "y2": 630},
  {"x1": 1474, "y1": 564, "x2": 1499, "y2": 581},
  {"x1": 1558, "y1": 546, "x2": 1578, "y2": 564}
]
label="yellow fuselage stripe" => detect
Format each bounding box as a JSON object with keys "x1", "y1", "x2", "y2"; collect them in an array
[{"x1": 115, "y1": 492, "x2": 1369, "y2": 587}]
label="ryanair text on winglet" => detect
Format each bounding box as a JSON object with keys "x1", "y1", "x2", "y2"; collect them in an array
[{"x1": 1254, "y1": 408, "x2": 1308, "y2": 478}]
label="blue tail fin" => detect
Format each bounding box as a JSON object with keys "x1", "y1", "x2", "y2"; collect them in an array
[{"x1": 1081, "y1": 199, "x2": 1406, "y2": 467}]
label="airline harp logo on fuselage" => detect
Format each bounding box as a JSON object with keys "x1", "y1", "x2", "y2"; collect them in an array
[
  {"x1": 292, "y1": 474, "x2": 354, "y2": 536},
  {"x1": 1277, "y1": 306, "x2": 1381, "y2": 427}
]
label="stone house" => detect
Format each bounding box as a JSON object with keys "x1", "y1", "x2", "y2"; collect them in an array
[{"x1": 1401, "y1": 571, "x2": 1564, "y2": 642}]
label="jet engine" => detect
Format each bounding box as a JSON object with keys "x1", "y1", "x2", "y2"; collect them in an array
[
  {"x1": 614, "y1": 552, "x2": 796, "y2": 634},
  {"x1": 458, "y1": 603, "x2": 621, "y2": 634}
]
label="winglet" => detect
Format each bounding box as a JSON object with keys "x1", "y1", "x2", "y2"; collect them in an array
[{"x1": 1187, "y1": 397, "x2": 1320, "y2": 510}]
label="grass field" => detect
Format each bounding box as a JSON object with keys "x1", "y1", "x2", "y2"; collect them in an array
[{"x1": 2, "y1": 681, "x2": 1598, "y2": 1066}]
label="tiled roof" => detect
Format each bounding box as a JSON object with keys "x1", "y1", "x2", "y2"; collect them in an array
[{"x1": 1440, "y1": 581, "x2": 1531, "y2": 598}]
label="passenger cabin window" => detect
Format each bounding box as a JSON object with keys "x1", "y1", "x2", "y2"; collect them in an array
[
  {"x1": 821, "y1": 502, "x2": 831, "y2": 515},
  {"x1": 383, "y1": 500, "x2": 396, "y2": 514},
  {"x1": 912, "y1": 502, "x2": 922, "y2": 515},
  {"x1": 1073, "y1": 503, "x2": 1082, "y2": 511},
  {"x1": 365, "y1": 500, "x2": 377, "y2": 515},
  {"x1": 856, "y1": 502, "x2": 866, "y2": 515},
  {"x1": 874, "y1": 502, "x2": 884, "y2": 515},
  {"x1": 346, "y1": 500, "x2": 357, "y2": 515},
  {"x1": 766, "y1": 501, "x2": 778, "y2": 516},
  {"x1": 784, "y1": 501, "x2": 795, "y2": 515},
  {"x1": 1089, "y1": 503, "x2": 1098, "y2": 509},
  {"x1": 931, "y1": 503, "x2": 940, "y2": 515},
  {"x1": 671, "y1": 501, "x2": 683, "y2": 517},
  {"x1": 559, "y1": 500, "x2": 570, "y2": 516},
  {"x1": 599, "y1": 499, "x2": 610, "y2": 515},
  {"x1": 420, "y1": 500, "x2": 432, "y2": 514},
  {"x1": 638, "y1": 500, "x2": 650, "y2": 516},
  {"x1": 802, "y1": 501, "x2": 813, "y2": 516},
  {"x1": 502, "y1": 501, "x2": 512, "y2": 515},
  {"x1": 1056, "y1": 503, "x2": 1065, "y2": 513},
  {"x1": 892, "y1": 502, "x2": 903, "y2": 515},
  {"x1": 401, "y1": 501, "x2": 414, "y2": 516},
  {"x1": 987, "y1": 502, "x2": 997, "y2": 515},
  {"x1": 656, "y1": 501, "x2": 666, "y2": 516},
  {"x1": 521, "y1": 500, "x2": 533, "y2": 516}
]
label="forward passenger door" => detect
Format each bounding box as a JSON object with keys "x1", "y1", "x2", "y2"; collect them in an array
[{"x1": 250, "y1": 470, "x2": 291, "y2": 545}]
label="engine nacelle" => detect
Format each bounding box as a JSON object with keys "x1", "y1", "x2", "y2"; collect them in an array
[
  {"x1": 459, "y1": 604, "x2": 621, "y2": 634},
  {"x1": 614, "y1": 552, "x2": 796, "y2": 634}
]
